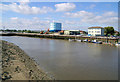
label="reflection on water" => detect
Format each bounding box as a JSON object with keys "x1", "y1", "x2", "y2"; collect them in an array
[{"x1": 1, "y1": 36, "x2": 118, "y2": 80}]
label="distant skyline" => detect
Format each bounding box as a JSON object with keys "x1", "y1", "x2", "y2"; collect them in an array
[{"x1": 1, "y1": 2, "x2": 118, "y2": 31}]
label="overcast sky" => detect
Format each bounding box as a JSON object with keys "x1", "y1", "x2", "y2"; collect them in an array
[{"x1": 1, "y1": 1, "x2": 118, "y2": 31}]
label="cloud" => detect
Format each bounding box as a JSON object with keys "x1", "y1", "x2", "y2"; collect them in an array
[
  {"x1": 1, "y1": 3, "x2": 53, "y2": 15},
  {"x1": 2, "y1": 17, "x2": 50, "y2": 30},
  {"x1": 89, "y1": 4, "x2": 96, "y2": 9},
  {"x1": 65, "y1": 11, "x2": 118, "y2": 26},
  {"x1": 102, "y1": 11, "x2": 117, "y2": 17},
  {"x1": 65, "y1": 11, "x2": 95, "y2": 18},
  {"x1": 55, "y1": 3, "x2": 76, "y2": 12},
  {"x1": 1, "y1": 15, "x2": 118, "y2": 31},
  {"x1": 10, "y1": 17, "x2": 18, "y2": 20},
  {"x1": 17, "y1": 0, "x2": 29, "y2": 5},
  {"x1": 18, "y1": 0, "x2": 29, "y2": 2}
]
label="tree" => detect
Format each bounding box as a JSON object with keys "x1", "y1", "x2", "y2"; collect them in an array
[
  {"x1": 104, "y1": 26, "x2": 114, "y2": 36},
  {"x1": 27, "y1": 30, "x2": 31, "y2": 33}
]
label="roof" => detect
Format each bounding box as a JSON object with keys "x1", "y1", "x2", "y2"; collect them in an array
[
  {"x1": 88, "y1": 27, "x2": 103, "y2": 29},
  {"x1": 114, "y1": 30, "x2": 119, "y2": 33},
  {"x1": 80, "y1": 30, "x2": 84, "y2": 32}
]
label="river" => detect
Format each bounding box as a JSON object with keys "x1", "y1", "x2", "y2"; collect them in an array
[{"x1": 1, "y1": 36, "x2": 118, "y2": 80}]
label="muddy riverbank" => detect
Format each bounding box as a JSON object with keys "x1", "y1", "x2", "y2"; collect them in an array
[{"x1": 1, "y1": 40, "x2": 53, "y2": 80}]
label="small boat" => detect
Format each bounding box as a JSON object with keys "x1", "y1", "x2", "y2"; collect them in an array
[
  {"x1": 68, "y1": 39, "x2": 73, "y2": 41},
  {"x1": 68, "y1": 39, "x2": 76, "y2": 41},
  {"x1": 92, "y1": 40, "x2": 97, "y2": 43},
  {"x1": 76, "y1": 39, "x2": 82, "y2": 42},
  {"x1": 88, "y1": 40, "x2": 91, "y2": 42},
  {"x1": 115, "y1": 43, "x2": 120, "y2": 46},
  {"x1": 83, "y1": 39, "x2": 88, "y2": 42},
  {"x1": 96, "y1": 41, "x2": 102, "y2": 44}
]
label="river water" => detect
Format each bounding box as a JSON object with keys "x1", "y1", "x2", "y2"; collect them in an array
[{"x1": 1, "y1": 36, "x2": 118, "y2": 80}]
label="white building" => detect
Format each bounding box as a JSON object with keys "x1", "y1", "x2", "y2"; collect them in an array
[{"x1": 88, "y1": 27, "x2": 104, "y2": 36}]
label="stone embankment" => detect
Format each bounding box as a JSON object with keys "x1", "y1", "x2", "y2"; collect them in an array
[{"x1": 1, "y1": 40, "x2": 53, "y2": 80}]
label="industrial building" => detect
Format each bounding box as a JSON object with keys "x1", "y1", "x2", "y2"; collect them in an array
[
  {"x1": 49, "y1": 22, "x2": 62, "y2": 32},
  {"x1": 64, "y1": 30, "x2": 80, "y2": 35},
  {"x1": 88, "y1": 27, "x2": 104, "y2": 36}
]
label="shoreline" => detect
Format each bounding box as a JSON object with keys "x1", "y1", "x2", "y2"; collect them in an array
[
  {"x1": 1, "y1": 40, "x2": 54, "y2": 80},
  {"x1": 0, "y1": 33, "x2": 119, "y2": 45},
  {"x1": 2, "y1": 35, "x2": 118, "y2": 47}
]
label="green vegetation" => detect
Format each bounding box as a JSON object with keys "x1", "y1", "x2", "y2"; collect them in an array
[
  {"x1": 0, "y1": 29, "x2": 60, "y2": 34},
  {"x1": 104, "y1": 26, "x2": 115, "y2": 36},
  {"x1": 0, "y1": 29, "x2": 40, "y2": 33}
]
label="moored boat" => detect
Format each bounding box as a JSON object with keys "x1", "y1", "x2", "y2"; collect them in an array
[
  {"x1": 68, "y1": 39, "x2": 73, "y2": 41},
  {"x1": 96, "y1": 41, "x2": 102, "y2": 44},
  {"x1": 88, "y1": 40, "x2": 91, "y2": 42},
  {"x1": 92, "y1": 39, "x2": 97, "y2": 43},
  {"x1": 115, "y1": 43, "x2": 120, "y2": 46},
  {"x1": 69, "y1": 39, "x2": 76, "y2": 41},
  {"x1": 83, "y1": 39, "x2": 88, "y2": 42},
  {"x1": 76, "y1": 39, "x2": 82, "y2": 42}
]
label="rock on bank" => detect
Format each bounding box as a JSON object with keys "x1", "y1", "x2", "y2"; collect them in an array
[{"x1": 1, "y1": 40, "x2": 52, "y2": 80}]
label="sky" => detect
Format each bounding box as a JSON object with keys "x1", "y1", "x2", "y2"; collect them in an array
[{"x1": 0, "y1": 1, "x2": 119, "y2": 31}]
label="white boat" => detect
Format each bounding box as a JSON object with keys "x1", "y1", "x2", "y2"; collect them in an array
[
  {"x1": 76, "y1": 39, "x2": 82, "y2": 42},
  {"x1": 83, "y1": 39, "x2": 88, "y2": 42},
  {"x1": 69, "y1": 39, "x2": 74, "y2": 41},
  {"x1": 92, "y1": 39, "x2": 97, "y2": 43},
  {"x1": 115, "y1": 43, "x2": 120, "y2": 46},
  {"x1": 96, "y1": 41, "x2": 102, "y2": 44}
]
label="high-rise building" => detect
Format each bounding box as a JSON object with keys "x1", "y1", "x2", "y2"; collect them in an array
[{"x1": 49, "y1": 22, "x2": 62, "y2": 32}]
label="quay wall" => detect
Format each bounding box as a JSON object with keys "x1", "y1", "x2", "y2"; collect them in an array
[{"x1": 0, "y1": 33, "x2": 119, "y2": 44}]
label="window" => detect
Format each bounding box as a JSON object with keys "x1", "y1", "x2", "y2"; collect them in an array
[{"x1": 97, "y1": 31, "x2": 100, "y2": 33}]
